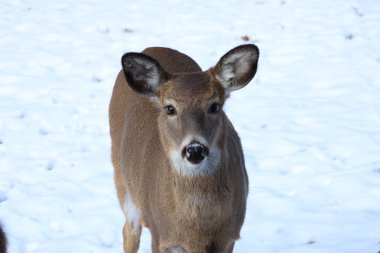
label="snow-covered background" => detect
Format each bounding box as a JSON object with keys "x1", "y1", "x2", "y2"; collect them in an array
[{"x1": 1, "y1": 0, "x2": 380, "y2": 252}]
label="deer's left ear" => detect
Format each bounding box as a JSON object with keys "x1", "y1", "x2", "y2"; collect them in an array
[
  {"x1": 121, "y1": 52, "x2": 169, "y2": 97},
  {"x1": 212, "y1": 44, "x2": 259, "y2": 92}
]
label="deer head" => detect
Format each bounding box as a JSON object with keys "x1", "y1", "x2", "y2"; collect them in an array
[{"x1": 121, "y1": 45, "x2": 259, "y2": 176}]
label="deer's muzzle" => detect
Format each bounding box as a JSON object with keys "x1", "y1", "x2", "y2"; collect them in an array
[{"x1": 182, "y1": 142, "x2": 209, "y2": 164}]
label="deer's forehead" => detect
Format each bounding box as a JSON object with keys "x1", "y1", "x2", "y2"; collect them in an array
[{"x1": 160, "y1": 73, "x2": 223, "y2": 103}]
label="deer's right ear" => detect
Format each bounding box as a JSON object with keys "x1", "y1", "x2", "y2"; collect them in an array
[
  {"x1": 121, "y1": 53, "x2": 169, "y2": 97},
  {"x1": 212, "y1": 44, "x2": 259, "y2": 92}
]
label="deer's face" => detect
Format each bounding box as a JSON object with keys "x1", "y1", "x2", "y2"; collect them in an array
[
  {"x1": 157, "y1": 73, "x2": 226, "y2": 176},
  {"x1": 121, "y1": 44, "x2": 259, "y2": 176}
]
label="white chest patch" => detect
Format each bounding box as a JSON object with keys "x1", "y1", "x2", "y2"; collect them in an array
[
  {"x1": 169, "y1": 245, "x2": 184, "y2": 253},
  {"x1": 123, "y1": 193, "x2": 141, "y2": 235}
]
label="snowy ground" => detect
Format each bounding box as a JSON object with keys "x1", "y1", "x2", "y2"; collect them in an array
[{"x1": 1, "y1": 0, "x2": 380, "y2": 252}]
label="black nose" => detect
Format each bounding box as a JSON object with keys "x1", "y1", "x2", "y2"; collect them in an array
[{"x1": 183, "y1": 142, "x2": 209, "y2": 164}]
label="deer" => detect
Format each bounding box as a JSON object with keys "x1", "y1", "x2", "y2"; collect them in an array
[
  {"x1": 109, "y1": 44, "x2": 259, "y2": 253},
  {"x1": 0, "y1": 224, "x2": 6, "y2": 253}
]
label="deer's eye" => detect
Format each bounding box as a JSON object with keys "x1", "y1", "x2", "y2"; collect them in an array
[
  {"x1": 164, "y1": 105, "x2": 177, "y2": 116},
  {"x1": 208, "y1": 103, "x2": 221, "y2": 114}
]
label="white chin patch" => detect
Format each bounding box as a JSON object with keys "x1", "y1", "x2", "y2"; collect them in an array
[{"x1": 169, "y1": 148, "x2": 221, "y2": 177}]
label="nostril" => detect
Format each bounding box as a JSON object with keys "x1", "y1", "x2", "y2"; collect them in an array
[
  {"x1": 200, "y1": 145, "x2": 209, "y2": 157},
  {"x1": 185, "y1": 146, "x2": 194, "y2": 158},
  {"x1": 183, "y1": 142, "x2": 209, "y2": 164}
]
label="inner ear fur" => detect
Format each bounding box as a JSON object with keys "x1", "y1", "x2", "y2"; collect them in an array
[{"x1": 212, "y1": 44, "x2": 259, "y2": 91}]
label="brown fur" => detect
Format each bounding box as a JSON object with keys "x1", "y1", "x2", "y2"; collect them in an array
[{"x1": 109, "y1": 45, "x2": 259, "y2": 253}]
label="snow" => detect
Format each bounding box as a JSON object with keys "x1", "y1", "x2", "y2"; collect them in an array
[{"x1": 1, "y1": 0, "x2": 380, "y2": 252}]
